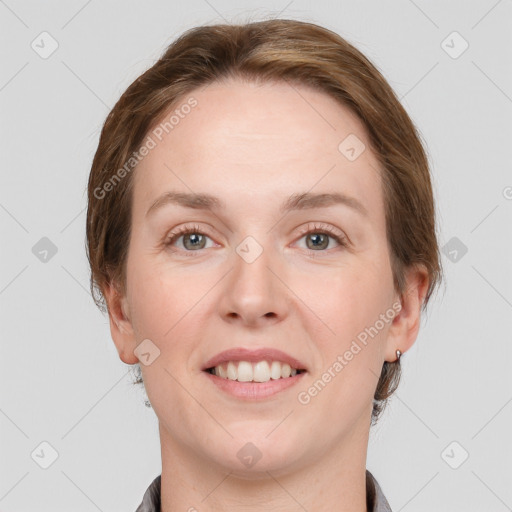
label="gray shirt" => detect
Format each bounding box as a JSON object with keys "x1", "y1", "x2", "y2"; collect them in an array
[{"x1": 135, "y1": 469, "x2": 392, "y2": 511}]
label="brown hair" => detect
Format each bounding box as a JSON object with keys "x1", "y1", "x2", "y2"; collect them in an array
[{"x1": 86, "y1": 18, "x2": 443, "y2": 424}]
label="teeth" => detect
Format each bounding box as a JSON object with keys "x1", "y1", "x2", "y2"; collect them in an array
[
  {"x1": 218, "y1": 364, "x2": 227, "y2": 379},
  {"x1": 209, "y1": 360, "x2": 302, "y2": 382},
  {"x1": 237, "y1": 361, "x2": 253, "y2": 382},
  {"x1": 227, "y1": 361, "x2": 237, "y2": 380},
  {"x1": 270, "y1": 361, "x2": 282, "y2": 380},
  {"x1": 253, "y1": 361, "x2": 270, "y2": 382}
]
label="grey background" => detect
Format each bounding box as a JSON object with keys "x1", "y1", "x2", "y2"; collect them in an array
[{"x1": 1, "y1": 1, "x2": 511, "y2": 510}]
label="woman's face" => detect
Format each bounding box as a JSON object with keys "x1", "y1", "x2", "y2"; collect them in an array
[{"x1": 112, "y1": 78, "x2": 408, "y2": 476}]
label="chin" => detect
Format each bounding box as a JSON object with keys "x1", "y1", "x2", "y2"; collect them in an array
[{"x1": 206, "y1": 429, "x2": 306, "y2": 477}]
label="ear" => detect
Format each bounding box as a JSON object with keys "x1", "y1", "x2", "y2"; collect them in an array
[
  {"x1": 384, "y1": 264, "x2": 430, "y2": 362},
  {"x1": 103, "y1": 281, "x2": 139, "y2": 365}
]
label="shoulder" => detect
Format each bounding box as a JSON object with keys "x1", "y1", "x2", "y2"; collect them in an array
[
  {"x1": 135, "y1": 475, "x2": 161, "y2": 512},
  {"x1": 366, "y1": 469, "x2": 393, "y2": 512}
]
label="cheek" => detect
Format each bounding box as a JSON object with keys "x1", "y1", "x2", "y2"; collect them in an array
[
  {"x1": 306, "y1": 262, "x2": 393, "y2": 409},
  {"x1": 126, "y1": 256, "x2": 213, "y2": 353},
  {"x1": 125, "y1": 256, "x2": 176, "y2": 340},
  {"x1": 298, "y1": 270, "x2": 391, "y2": 420},
  {"x1": 316, "y1": 261, "x2": 392, "y2": 339}
]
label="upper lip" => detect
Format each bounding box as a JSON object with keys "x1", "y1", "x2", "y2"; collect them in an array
[{"x1": 202, "y1": 347, "x2": 308, "y2": 372}]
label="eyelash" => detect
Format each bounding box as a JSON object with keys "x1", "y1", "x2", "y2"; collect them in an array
[{"x1": 164, "y1": 222, "x2": 348, "y2": 256}]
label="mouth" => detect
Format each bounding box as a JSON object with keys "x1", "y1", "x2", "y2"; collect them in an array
[
  {"x1": 201, "y1": 347, "x2": 308, "y2": 398},
  {"x1": 204, "y1": 360, "x2": 306, "y2": 383}
]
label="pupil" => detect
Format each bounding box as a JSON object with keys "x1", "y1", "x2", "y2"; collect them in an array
[
  {"x1": 308, "y1": 233, "x2": 327, "y2": 250},
  {"x1": 185, "y1": 233, "x2": 204, "y2": 249}
]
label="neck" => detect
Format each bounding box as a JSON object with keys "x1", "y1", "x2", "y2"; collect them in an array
[{"x1": 159, "y1": 420, "x2": 371, "y2": 512}]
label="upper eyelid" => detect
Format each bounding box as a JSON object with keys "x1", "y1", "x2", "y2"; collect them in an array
[{"x1": 297, "y1": 222, "x2": 345, "y2": 236}]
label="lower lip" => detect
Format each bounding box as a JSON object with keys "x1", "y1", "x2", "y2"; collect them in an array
[{"x1": 203, "y1": 371, "x2": 306, "y2": 400}]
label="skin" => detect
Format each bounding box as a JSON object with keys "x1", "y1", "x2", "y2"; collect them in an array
[{"x1": 105, "y1": 78, "x2": 429, "y2": 511}]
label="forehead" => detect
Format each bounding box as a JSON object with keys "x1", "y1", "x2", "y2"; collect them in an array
[{"x1": 132, "y1": 78, "x2": 383, "y2": 221}]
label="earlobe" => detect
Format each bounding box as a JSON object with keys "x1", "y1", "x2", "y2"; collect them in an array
[
  {"x1": 103, "y1": 282, "x2": 139, "y2": 365},
  {"x1": 385, "y1": 265, "x2": 430, "y2": 362}
]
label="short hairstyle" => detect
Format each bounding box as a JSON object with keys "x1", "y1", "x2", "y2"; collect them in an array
[{"x1": 86, "y1": 18, "x2": 443, "y2": 424}]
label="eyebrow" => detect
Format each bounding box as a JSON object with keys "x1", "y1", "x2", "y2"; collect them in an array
[{"x1": 145, "y1": 190, "x2": 368, "y2": 218}]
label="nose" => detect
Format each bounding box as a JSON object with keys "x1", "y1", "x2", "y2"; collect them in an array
[{"x1": 217, "y1": 239, "x2": 289, "y2": 328}]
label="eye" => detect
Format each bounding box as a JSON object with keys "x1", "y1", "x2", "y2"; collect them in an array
[
  {"x1": 164, "y1": 222, "x2": 349, "y2": 255},
  {"x1": 294, "y1": 222, "x2": 348, "y2": 253},
  {"x1": 164, "y1": 224, "x2": 215, "y2": 252}
]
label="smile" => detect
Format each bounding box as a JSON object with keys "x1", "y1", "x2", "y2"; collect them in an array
[
  {"x1": 206, "y1": 360, "x2": 306, "y2": 383},
  {"x1": 201, "y1": 347, "x2": 308, "y2": 399}
]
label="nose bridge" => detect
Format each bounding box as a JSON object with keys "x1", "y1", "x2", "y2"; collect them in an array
[{"x1": 219, "y1": 232, "x2": 286, "y2": 324}]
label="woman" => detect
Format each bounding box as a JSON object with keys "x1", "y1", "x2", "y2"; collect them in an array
[{"x1": 86, "y1": 18, "x2": 442, "y2": 512}]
